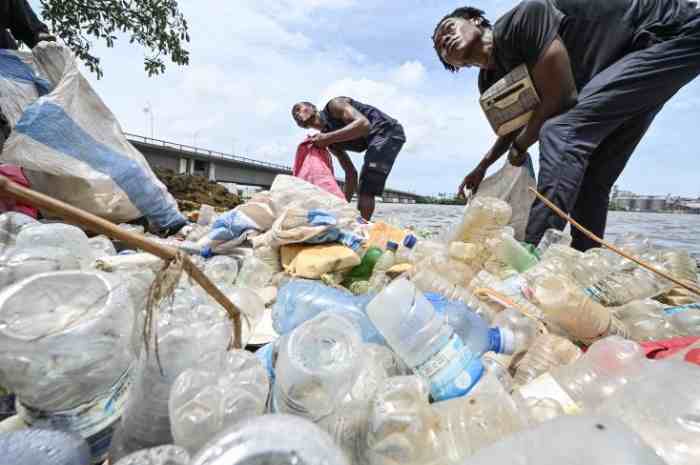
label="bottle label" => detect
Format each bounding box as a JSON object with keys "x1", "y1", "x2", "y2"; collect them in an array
[
  {"x1": 517, "y1": 372, "x2": 582, "y2": 415},
  {"x1": 664, "y1": 303, "x2": 700, "y2": 316},
  {"x1": 583, "y1": 285, "x2": 605, "y2": 304},
  {"x1": 414, "y1": 334, "x2": 484, "y2": 401}
]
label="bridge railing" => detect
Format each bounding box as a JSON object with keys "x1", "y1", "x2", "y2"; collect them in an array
[{"x1": 125, "y1": 132, "x2": 293, "y2": 173}]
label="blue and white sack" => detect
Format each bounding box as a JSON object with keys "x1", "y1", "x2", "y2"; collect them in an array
[{"x1": 0, "y1": 42, "x2": 184, "y2": 230}]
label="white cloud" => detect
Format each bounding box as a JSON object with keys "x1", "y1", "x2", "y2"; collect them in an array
[{"x1": 392, "y1": 61, "x2": 427, "y2": 87}]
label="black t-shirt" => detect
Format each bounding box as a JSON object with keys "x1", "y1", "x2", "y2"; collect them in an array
[{"x1": 479, "y1": 0, "x2": 700, "y2": 93}]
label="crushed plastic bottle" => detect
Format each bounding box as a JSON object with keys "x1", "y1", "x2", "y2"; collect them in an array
[
  {"x1": 0, "y1": 246, "x2": 81, "y2": 288},
  {"x1": 272, "y1": 279, "x2": 382, "y2": 344},
  {"x1": 395, "y1": 235, "x2": 417, "y2": 265},
  {"x1": 111, "y1": 286, "x2": 232, "y2": 460},
  {"x1": 513, "y1": 333, "x2": 582, "y2": 387},
  {"x1": 613, "y1": 299, "x2": 679, "y2": 341},
  {"x1": 0, "y1": 211, "x2": 37, "y2": 246},
  {"x1": 15, "y1": 223, "x2": 94, "y2": 267},
  {"x1": 87, "y1": 235, "x2": 117, "y2": 258},
  {"x1": 343, "y1": 246, "x2": 383, "y2": 288},
  {"x1": 203, "y1": 256, "x2": 239, "y2": 286},
  {"x1": 273, "y1": 312, "x2": 363, "y2": 420},
  {"x1": 665, "y1": 303, "x2": 700, "y2": 335},
  {"x1": 236, "y1": 256, "x2": 274, "y2": 290},
  {"x1": 0, "y1": 271, "x2": 133, "y2": 462},
  {"x1": 191, "y1": 414, "x2": 349, "y2": 465},
  {"x1": 114, "y1": 445, "x2": 190, "y2": 465},
  {"x1": 170, "y1": 350, "x2": 270, "y2": 455},
  {"x1": 368, "y1": 279, "x2": 485, "y2": 401},
  {"x1": 585, "y1": 266, "x2": 674, "y2": 307},
  {"x1": 368, "y1": 241, "x2": 398, "y2": 292},
  {"x1": 463, "y1": 414, "x2": 667, "y2": 465},
  {"x1": 490, "y1": 230, "x2": 539, "y2": 273},
  {"x1": 536, "y1": 228, "x2": 572, "y2": 255},
  {"x1": 516, "y1": 336, "x2": 648, "y2": 413},
  {"x1": 451, "y1": 197, "x2": 512, "y2": 244}
]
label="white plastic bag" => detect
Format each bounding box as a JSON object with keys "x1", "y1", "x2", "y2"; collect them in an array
[
  {"x1": 477, "y1": 159, "x2": 536, "y2": 241},
  {"x1": 0, "y1": 43, "x2": 184, "y2": 230}
]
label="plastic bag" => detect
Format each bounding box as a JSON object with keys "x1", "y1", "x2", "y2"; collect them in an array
[
  {"x1": 293, "y1": 140, "x2": 345, "y2": 200},
  {"x1": 281, "y1": 243, "x2": 360, "y2": 279},
  {"x1": 0, "y1": 43, "x2": 184, "y2": 230},
  {"x1": 476, "y1": 157, "x2": 536, "y2": 241}
]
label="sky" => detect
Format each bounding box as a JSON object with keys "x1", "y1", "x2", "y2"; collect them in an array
[{"x1": 30, "y1": 0, "x2": 700, "y2": 197}]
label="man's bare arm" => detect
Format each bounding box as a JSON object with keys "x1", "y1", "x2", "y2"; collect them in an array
[
  {"x1": 323, "y1": 97, "x2": 371, "y2": 145},
  {"x1": 514, "y1": 37, "x2": 578, "y2": 151},
  {"x1": 329, "y1": 147, "x2": 357, "y2": 202}
]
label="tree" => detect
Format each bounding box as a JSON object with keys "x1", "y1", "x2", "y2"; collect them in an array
[{"x1": 39, "y1": 0, "x2": 190, "y2": 78}]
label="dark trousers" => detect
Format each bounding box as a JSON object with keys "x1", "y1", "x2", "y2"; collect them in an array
[
  {"x1": 0, "y1": 0, "x2": 48, "y2": 48},
  {"x1": 526, "y1": 13, "x2": 700, "y2": 251}
]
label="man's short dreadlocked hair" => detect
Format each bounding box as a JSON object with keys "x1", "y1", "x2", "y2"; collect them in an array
[{"x1": 432, "y1": 7, "x2": 491, "y2": 73}]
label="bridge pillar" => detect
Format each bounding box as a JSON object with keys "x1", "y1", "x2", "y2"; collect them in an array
[
  {"x1": 179, "y1": 158, "x2": 188, "y2": 175},
  {"x1": 209, "y1": 162, "x2": 217, "y2": 182}
]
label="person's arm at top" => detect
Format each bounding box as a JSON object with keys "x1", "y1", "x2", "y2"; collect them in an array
[
  {"x1": 310, "y1": 97, "x2": 370, "y2": 148},
  {"x1": 328, "y1": 147, "x2": 358, "y2": 202},
  {"x1": 511, "y1": 37, "x2": 577, "y2": 156}
]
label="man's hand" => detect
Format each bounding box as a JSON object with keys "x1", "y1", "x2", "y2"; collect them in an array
[
  {"x1": 310, "y1": 132, "x2": 332, "y2": 148},
  {"x1": 344, "y1": 170, "x2": 358, "y2": 202},
  {"x1": 458, "y1": 165, "x2": 486, "y2": 198}
]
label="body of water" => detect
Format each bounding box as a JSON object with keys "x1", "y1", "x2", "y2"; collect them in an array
[{"x1": 373, "y1": 203, "x2": 700, "y2": 260}]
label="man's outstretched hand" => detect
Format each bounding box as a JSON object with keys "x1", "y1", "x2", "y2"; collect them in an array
[{"x1": 458, "y1": 165, "x2": 486, "y2": 198}]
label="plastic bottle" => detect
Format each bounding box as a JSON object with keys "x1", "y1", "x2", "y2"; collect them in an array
[
  {"x1": 613, "y1": 299, "x2": 678, "y2": 341},
  {"x1": 197, "y1": 204, "x2": 216, "y2": 226},
  {"x1": 0, "y1": 429, "x2": 91, "y2": 465},
  {"x1": 368, "y1": 241, "x2": 398, "y2": 291},
  {"x1": 409, "y1": 239, "x2": 446, "y2": 266},
  {"x1": 585, "y1": 266, "x2": 674, "y2": 307},
  {"x1": 536, "y1": 228, "x2": 572, "y2": 255},
  {"x1": 203, "y1": 256, "x2": 239, "y2": 286},
  {"x1": 169, "y1": 350, "x2": 270, "y2": 455},
  {"x1": 660, "y1": 249, "x2": 698, "y2": 284},
  {"x1": 235, "y1": 256, "x2": 274, "y2": 290},
  {"x1": 190, "y1": 414, "x2": 349, "y2": 465},
  {"x1": 451, "y1": 197, "x2": 512, "y2": 244},
  {"x1": 513, "y1": 333, "x2": 582, "y2": 387},
  {"x1": 0, "y1": 271, "x2": 133, "y2": 462},
  {"x1": 462, "y1": 414, "x2": 667, "y2": 465},
  {"x1": 531, "y1": 273, "x2": 628, "y2": 343},
  {"x1": 367, "y1": 279, "x2": 485, "y2": 401},
  {"x1": 448, "y1": 241, "x2": 479, "y2": 264},
  {"x1": 273, "y1": 313, "x2": 363, "y2": 420},
  {"x1": 491, "y1": 308, "x2": 540, "y2": 354},
  {"x1": 0, "y1": 246, "x2": 81, "y2": 288},
  {"x1": 411, "y1": 253, "x2": 477, "y2": 304},
  {"x1": 596, "y1": 360, "x2": 700, "y2": 465},
  {"x1": 425, "y1": 293, "x2": 518, "y2": 356},
  {"x1": 111, "y1": 289, "x2": 232, "y2": 460},
  {"x1": 272, "y1": 279, "x2": 382, "y2": 344},
  {"x1": 342, "y1": 246, "x2": 383, "y2": 287},
  {"x1": 481, "y1": 352, "x2": 515, "y2": 392},
  {"x1": 395, "y1": 235, "x2": 417, "y2": 265},
  {"x1": 15, "y1": 223, "x2": 94, "y2": 267},
  {"x1": 87, "y1": 235, "x2": 117, "y2": 257},
  {"x1": 114, "y1": 445, "x2": 190, "y2": 465},
  {"x1": 516, "y1": 336, "x2": 648, "y2": 412},
  {"x1": 665, "y1": 303, "x2": 700, "y2": 335},
  {"x1": 491, "y1": 230, "x2": 539, "y2": 273}
]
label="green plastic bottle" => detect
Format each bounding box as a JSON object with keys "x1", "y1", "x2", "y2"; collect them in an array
[{"x1": 343, "y1": 246, "x2": 383, "y2": 288}]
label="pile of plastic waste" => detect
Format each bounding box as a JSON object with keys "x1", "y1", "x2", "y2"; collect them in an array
[{"x1": 0, "y1": 175, "x2": 699, "y2": 465}]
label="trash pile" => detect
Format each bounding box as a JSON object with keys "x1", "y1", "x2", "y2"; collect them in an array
[{"x1": 0, "y1": 172, "x2": 699, "y2": 465}]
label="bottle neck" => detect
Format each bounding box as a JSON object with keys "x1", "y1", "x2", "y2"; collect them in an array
[{"x1": 488, "y1": 328, "x2": 516, "y2": 355}]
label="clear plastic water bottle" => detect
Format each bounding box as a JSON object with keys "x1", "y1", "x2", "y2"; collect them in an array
[
  {"x1": 425, "y1": 293, "x2": 518, "y2": 356},
  {"x1": 15, "y1": 223, "x2": 95, "y2": 267},
  {"x1": 0, "y1": 246, "x2": 81, "y2": 288},
  {"x1": 368, "y1": 241, "x2": 399, "y2": 292},
  {"x1": 491, "y1": 308, "x2": 540, "y2": 354},
  {"x1": 665, "y1": 303, "x2": 700, "y2": 335},
  {"x1": 0, "y1": 211, "x2": 37, "y2": 246},
  {"x1": 395, "y1": 235, "x2": 417, "y2": 265},
  {"x1": 536, "y1": 228, "x2": 572, "y2": 255},
  {"x1": 190, "y1": 414, "x2": 349, "y2": 465},
  {"x1": 112, "y1": 287, "x2": 232, "y2": 460},
  {"x1": 169, "y1": 350, "x2": 270, "y2": 455},
  {"x1": 613, "y1": 299, "x2": 678, "y2": 341},
  {"x1": 517, "y1": 336, "x2": 648, "y2": 412},
  {"x1": 0, "y1": 271, "x2": 133, "y2": 462},
  {"x1": 236, "y1": 256, "x2": 274, "y2": 290},
  {"x1": 0, "y1": 429, "x2": 91, "y2": 465},
  {"x1": 451, "y1": 197, "x2": 512, "y2": 244},
  {"x1": 596, "y1": 360, "x2": 700, "y2": 465},
  {"x1": 87, "y1": 235, "x2": 117, "y2": 257},
  {"x1": 490, "y1": 230, "x2": 539, "y2": 273},
  {"x1": 513, "y1": 333, "x2": 582, "y2": 387},
  {"x1": 203, "y1": 256, "x2": 239, "y2": 286},
  {"x1": 272, "y1": 279, "x2": 382, "y2": 344},
  {"x1": 463, "y1": 414, "x2": 667, "y2": 465},
  {"x1": 367, "y1": 279, "x2": 485, "y2": 401},
  {"x1": 273, "y1": 312, "x2": 363, "y2": 420},
  {"x1": 585, "y1": 266, "x2": 673, "y2": 307},
  {"x1": 114, "y1": 445, "x2": 190, "y2": 465}
]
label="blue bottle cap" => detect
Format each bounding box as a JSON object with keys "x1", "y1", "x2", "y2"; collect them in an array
[
  {"x1": 403, "y1": 234, "x2": 417, "y2": 249},
  {"x1": 386, "y1": 241, "x2": 399, "y2": 251}
]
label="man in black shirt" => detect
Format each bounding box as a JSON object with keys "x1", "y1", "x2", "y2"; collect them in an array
[
  {"x1": 292, "y1": 97, "x2": 406, "y2": 221},
  {"x1": 432, "y1": 1, "x2": 700, "y2": 250}
]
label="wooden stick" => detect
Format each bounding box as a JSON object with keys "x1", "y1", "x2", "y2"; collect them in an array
[
  {"x1": 0, "y1": 174, "x2": 243, "y2": 348},
  {"x1": 529, "y1": 186, "x2": 700, "y2": 297}
]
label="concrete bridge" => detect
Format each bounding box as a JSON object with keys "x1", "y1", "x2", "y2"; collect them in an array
[{"x1": 127, "y1": 133, "x2": 419, "y2": 203}]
